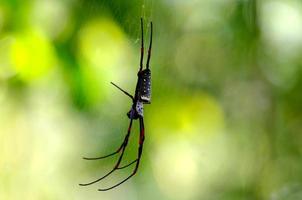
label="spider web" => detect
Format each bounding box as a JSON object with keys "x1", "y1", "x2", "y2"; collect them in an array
[{"x1": 79, "y1": 0, "x2": 154, "y2": 43}]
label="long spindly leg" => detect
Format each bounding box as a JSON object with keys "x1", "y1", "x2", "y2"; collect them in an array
[
  {"x1": 110, "y1": 82, "x2": 134, "y2": 100},
  {"x1": 79, "y1": 119, "x2": 133, "y2": 186},
  {"x1": 117, "y1": 159, "x2": 138, "y2": 169},
  {"x1": 82, "y1": 119, "x2": 133, "y2": 160},
  {"x1": 139, "y1": 18, "x2": 144, "y2": 72},
  {"x1": 98, "y1": 117, "x2": 145, "y2": 191},
  {"x1": 82, "y1": 147, "x2": 122, "y2": 160},
  {"x1": 146, "y1": 22, "x2": 153, "y2": 69}
]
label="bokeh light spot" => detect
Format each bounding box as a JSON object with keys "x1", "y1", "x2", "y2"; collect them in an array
[
  {"x1": 153, "y1": 140, "x2": 199, "y2": 200},
  {"x1": 10, "y1": 29, "x2": 56, "y2": 81},
  {"x1": 78, "y1": 18, "x2": 132, "y2": 84},
  {"x1": 261, "y1": 0, "x2": 302, "y2": 56},
  {"x1": 150, "y1": 93, "x2": 225, "y2": 140}
]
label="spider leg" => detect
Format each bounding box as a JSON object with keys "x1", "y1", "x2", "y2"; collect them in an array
[
  {"x1": 110, "y1": 82, "x2": 134, "y2": 100},
  {"x1": 82, "y1": 143, "x2": 123, "y2": 160},
  {"x1": 139, "y1": 18, "x2": 144, "y2": 72},
  {"x1": 79, "y1": 119, "x2": 133, "y2": 186},
  {"x1": 98, "y1": 117, "x2": 145, "y2": 191},
  {"x1": 98, "y1": 161, "x2": 140, "y2": 191},
  {"x1": 117, "y1": 159, "x2": 138, "y2": 169},
  {"x1": 83, "y1": 122, "x2": 132, "y2": 160},
  {"x1": 146, "y1": 22, "x2": 153, "y2": 69}
]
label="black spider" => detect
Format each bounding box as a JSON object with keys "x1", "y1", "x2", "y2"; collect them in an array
[{"x1": 79, "y1": 18, "x2": 153, "y2": 191}]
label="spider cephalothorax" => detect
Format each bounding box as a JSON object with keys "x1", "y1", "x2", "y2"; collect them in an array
[{"x1": 80, "y1": 18, "x2": 153, "y2": 191}]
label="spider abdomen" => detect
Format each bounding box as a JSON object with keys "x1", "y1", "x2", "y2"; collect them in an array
[{"x1": 138, "y1": 69, "x2": 151, "y2": 103}]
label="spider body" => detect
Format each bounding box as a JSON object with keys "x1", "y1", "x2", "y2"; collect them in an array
[
  {"x1": 127, "y1": 101, "x2": 143, "y2": 119},
  {"x1": 137, "y1": 69, "x2": 151, "y2": 103},
  {"x1": 127, "y1": 68, "x2": 151, "y2": 119},
  {"x1": 80, "y1": 18, "x2": 153, "y2": 191}
]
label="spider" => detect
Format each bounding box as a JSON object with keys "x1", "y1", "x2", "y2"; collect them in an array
[{"x1": 79, "y1": 18, "x2": 153, "y2": 191}]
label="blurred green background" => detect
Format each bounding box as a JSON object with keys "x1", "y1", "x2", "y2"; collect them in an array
[{"x1": 1, "y1": 0, "x2": 302, "y2": 199}]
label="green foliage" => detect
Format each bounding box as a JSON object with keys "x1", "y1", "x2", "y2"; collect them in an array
[{"x1": 0, "y1": 0, "x2": 302, "y2": 199}]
